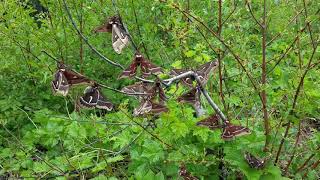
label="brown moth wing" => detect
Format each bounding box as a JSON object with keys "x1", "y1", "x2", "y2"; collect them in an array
[
  {"x1": 196, "y1": 60, "x2": 219, "y2": 85},
  {"x1": 147, "y1": 80, "x2": 167, "y2": 103},
  {"x1": 244, "y1": 152, "x2": 266, "y2": 169},
  {"x1": 118, "y1": 62, "x2": 138, "y2": 79},
  {"x1": 196, "y1": 114, "x2": 221, "y2": 130},
  {"x1": 221, "y1": 124, "x2": 251, "y2": 141},
  {"x1": 79, "y1": 86, "x2": 99, "y2": 109},
  {"x1": 112, "y1": 24, "x2": 129, "y2": 54},
  {"x1": 158, "y1": 87, "x2": 167, "y2": 103},
  {"x1": 63, "y1": 70, "x2": 90, "y2": 85},
  {"x1": 177, "y1": 88, "x2": 200, "y2": 105},
  {"x1": 96, "y1": 91, "x2": 113, "y2": 111},
  {"x1": 133, "y1": 100, "x2": 152, "y2": 116},
  {"x1": 140, "y1": 59, "x2": 162, "y2": 78},
  {"x1": 51, "y1": 70, "x2": 69, "y2": 96},
  {"x1": 94, "y1": 15, "x2": 121, "y2": 33},
  {"x1": 170, "y1": 69, "x2": 193, "y2": 87},
  {"x1": 150, "y1": 102, "x2": 168, "y2": 115},
  {"x1": 94, "y1": 22, "x2": 112, "y2": 33},
  {"x1": 121, "y1": 82, "x2": 153, "y2": 96},
  {"x1": 79, "y1": 86, "x2": 113, "y2": 110}
]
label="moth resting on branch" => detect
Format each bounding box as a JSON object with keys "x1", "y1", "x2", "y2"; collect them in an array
[
  {"x1": 119, "y1": 52, "x2": 162, "y2": 79},
  {"x1": 79, "y1": 83, "x2": 113, "y2": 111},
  {"x1": 51, "y1": 62, "x2": 91, "y2": 96},
  {"x1": 94, "y1": 15, "x2": 129, "y2": 54}
]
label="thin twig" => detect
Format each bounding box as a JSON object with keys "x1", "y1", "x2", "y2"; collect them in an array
[
  {"x1": 171, "y1": 3, "x2": 262, "y2": 101},
  {"x1": 284, "y1": 121, "x2": 301, "y2": 174},
  {"x1": 295, "y1": 146, "x2": 320, "y2": 174},
  {"x1": 267, "y1": 34, "x2": 302, "y2": 74},
  {"x1": 16, "y1": 107, "x2": 38, "y2": 129},
  {"x1": 245, "y1": 0, "x2": 263, "y2": 28},
  {"x1": 275, "y1": 41, "x2": 319, "y2": 164},
  {"x1": 261, "y1": 0, "x2": 270, "y2": 152},
  {"x1": 266, "y1": 8, "x2": 312, "y2": 46},
  {"x1": 131, "y1": 0, "x2": 150, "y2": 59},
  {"x1": 163, "y1": 70, "x2": 228, "y2": 124},
  {"x1": 62, "y1": 0, "x2": 124, "y2": 69},
  {"x1": 217, "y1": 0, "x2": 227, "y2": 112},
  {"x1": 221, "y1": 0, "x2": 237, "y2": 27}
]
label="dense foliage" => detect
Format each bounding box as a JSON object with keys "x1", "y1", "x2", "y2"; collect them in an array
[{"x1": 0, "y1": 0, "x2": 319, "y2": 179}]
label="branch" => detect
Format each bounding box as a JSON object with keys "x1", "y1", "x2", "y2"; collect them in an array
[
  {"x1": 111, "y1": 0, "x2": 138, "y2": 51},
  {"x1": 261, "y1": 0, "x2": 270, "y2": 152},
  {"x1": 163, "y1": 71, "x2": 228, "y2": 124},
  {"x1": 267, "y1": 33, "x2": 302, "y2": 74},
  {"x1": 171, "y1": 3, "x2": 260, "y2": 94},
  {"x1": 62, "y1": 0, "x2": 154, "y2": 83},
  {"x1": 62, "y1": 0, "x2": 124, "y2": 69},
  {"x1": 295, "y1": 146, "x2": 320, "y2": 174},
  {"x1": 245, "y1": 1, "x2": 263, "y2": 28},
  {"x1": 275, "y1": 41, "x2": 319, "y2": 164},
  {"x1": 267, "y1": 8, "x2": 311, "y2": 46},
  {"x1": 98, "y1": 82, "x2": 149, "y2": 96},
  {"x1": 221, "y1": 0, "x2": 237, "y2": 27}
]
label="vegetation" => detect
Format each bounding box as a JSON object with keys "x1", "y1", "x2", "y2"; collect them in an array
[{"x1": 0, "y1": 0, "x2": 319, "y2": 179}]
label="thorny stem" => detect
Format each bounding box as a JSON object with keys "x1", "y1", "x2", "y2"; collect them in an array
[
  {"x1": 303, "y1": 159, "x2": 320, "y2": 178},
  {"x1": 275, "y1": 41, "x2": 319, "y2": 164},
  {"x1": 261, "y1": 0, "x2": 270, "y2": 152},
  {"x1": 217, "y1": 0, "x2": 227, "y2": 113},
  {"x1": 284, "y1": 121, "x2": 301, "y2": 174},
  {"x1": 295, "y1": 146, "x2": 320, "y2": 174},
  {"x1": 245, "y1": 1, "x2": 263, "y2": 28}
]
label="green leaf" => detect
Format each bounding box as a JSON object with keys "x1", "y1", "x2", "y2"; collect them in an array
[
  {"x1": 171, "y1": 122, "x2": 189, "y2": 138},
  {"x1": 185, "y1": 50, "x2": 196, "y2": 57}
]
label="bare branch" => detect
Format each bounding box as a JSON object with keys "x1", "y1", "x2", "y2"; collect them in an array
[
  {"x1": 245, "y1": 1, "x2": 263, "y2": 28},
  {"x1": 163, "y1": 71, "x2": 228, "y2": 123},
  {"x1": 275, "y1": 41, "x2": 319, "y2": 164},
  {"x1": 221, "y1": 0, "x2": 237, "y2": 26},
  {"x1": 62, "y1": 0, "x2": 124, "y2": 69}
]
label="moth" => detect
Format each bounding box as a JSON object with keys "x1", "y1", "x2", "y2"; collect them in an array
[
  {"x1": 179, "y1": 164, "x2": 199, "y2": 180},
  {"x1": 51, "y1": 62, "x2": 90, "y2": 96},
  {"x1": 177, "y1": 87, "x2": 201, "y2": 108},
  {"x1": 244, "y1": 152, "x2": 267, "y2": 169},
  {"x1": 147, "y1": 78, "x2": 167, "y2": 103},
  {"x1": 170, "y1": 60, "x2": 219, "y2": 87},
  {"x1": 79, "y1": 84, "x2": 113, "y2": 111},
  {"x1": 94, "y1": 15, "x2": 129, "y2": 54},
  {"x1": 196, "y1": 114, "x2": 221, "y2": 130},
  {"x1": 121, "y1": 79, "x2": 166, "y2": 101},
  {"x1": 133, "y1": 99, "x2": 168, "y2": 116},
  {"x1": 221, "y1": 123, "x2": 251, "y2": 141},
  {"x1": 121, "y1": 81, "x2": 154, "y2": 97},
  {"x1": 119, "y1": 52, "x2": 162, "y2": 79}
]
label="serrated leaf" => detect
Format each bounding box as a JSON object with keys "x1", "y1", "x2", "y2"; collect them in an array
[{"x1": 185, "y1": 50, "x2": 196, "y2": 57}]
